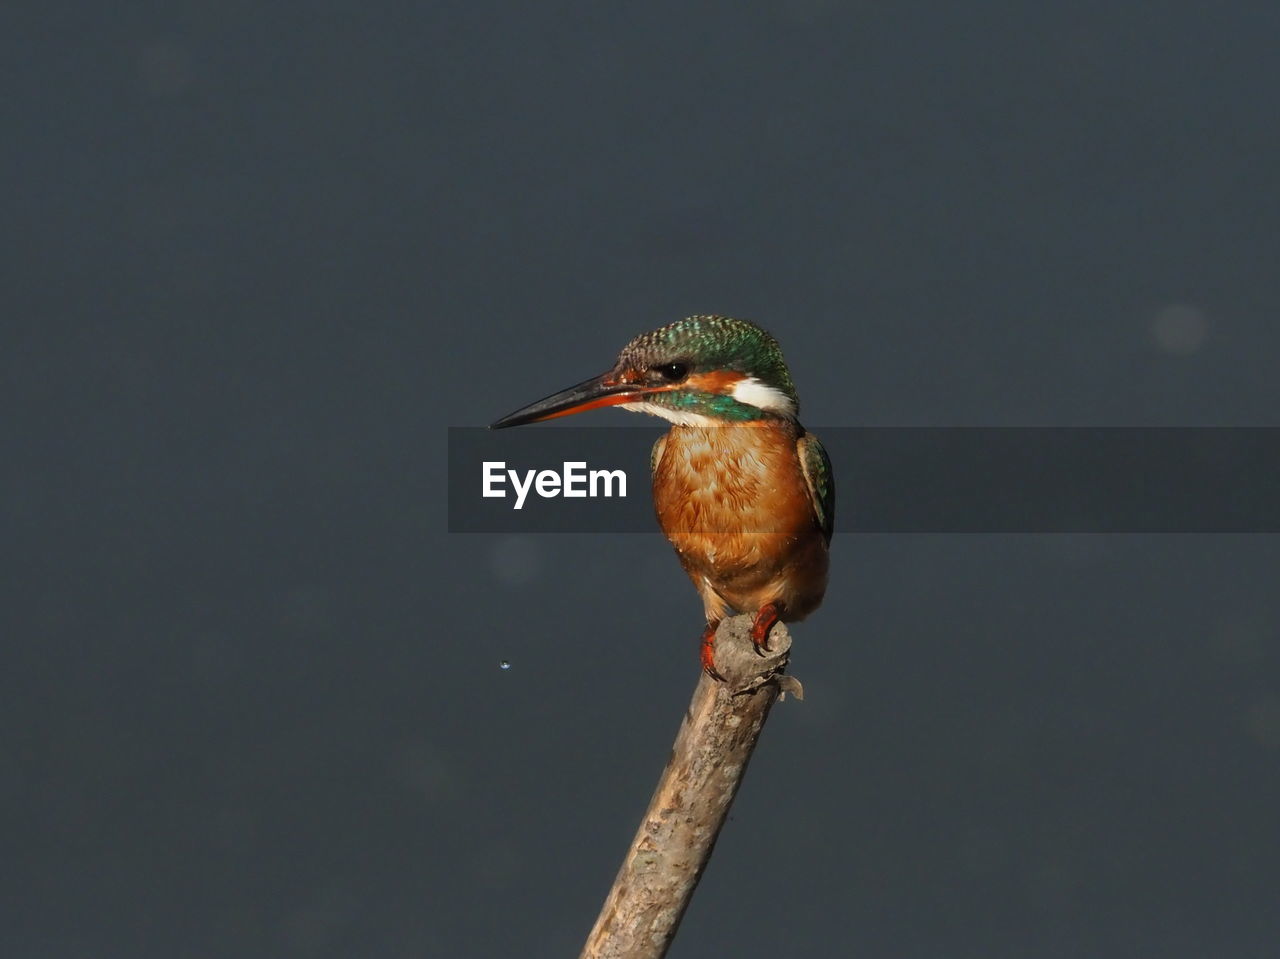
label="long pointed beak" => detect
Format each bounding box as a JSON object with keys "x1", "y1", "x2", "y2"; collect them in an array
[{"x1": 490, "y1": 372, "x2": 653, "y2": 429}]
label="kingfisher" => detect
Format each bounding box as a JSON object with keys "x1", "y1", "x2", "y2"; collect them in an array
[{"x1": 490, "y1": 315, "x2": 833, "y2": 679}]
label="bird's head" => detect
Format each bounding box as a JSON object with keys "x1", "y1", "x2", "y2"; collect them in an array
[{"x1": 491, "y1": 315, "x2": 798, "y2": 429}]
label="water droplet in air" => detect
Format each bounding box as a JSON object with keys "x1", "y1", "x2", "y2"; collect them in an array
[{"x1": 499, "y1": 660, "x2": 511, "y2": 670}]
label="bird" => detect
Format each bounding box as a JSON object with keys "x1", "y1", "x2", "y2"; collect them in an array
[{"x1": 490, "y1": 315, "x2": 833, "y2": 679}]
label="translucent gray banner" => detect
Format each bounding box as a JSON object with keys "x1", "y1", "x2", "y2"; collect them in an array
[{"x1": 448, "y1": 427, "x2": 1280, "y2": 533}]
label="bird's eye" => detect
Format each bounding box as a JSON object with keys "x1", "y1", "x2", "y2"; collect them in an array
[{"x1": 652, "y1": 362, "x2": 689, "y2": 382}]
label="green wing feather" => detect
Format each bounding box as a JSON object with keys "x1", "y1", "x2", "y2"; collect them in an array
[{"x1": 797, "y1": 430, "x2": 835, "y2": 542}]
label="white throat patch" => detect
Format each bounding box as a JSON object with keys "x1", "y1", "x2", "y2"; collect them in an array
[{"x1": 618, "y1": 402, "x2": 721, "y2": 428}]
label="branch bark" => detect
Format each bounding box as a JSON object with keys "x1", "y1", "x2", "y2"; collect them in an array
[{"x1": 579, "y1": 614, "x2": 802, "y2": 959}]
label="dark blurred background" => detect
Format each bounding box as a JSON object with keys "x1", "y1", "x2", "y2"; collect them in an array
[{"x1": 4, "y1": 2, "x2": 1280, "y2": 957}]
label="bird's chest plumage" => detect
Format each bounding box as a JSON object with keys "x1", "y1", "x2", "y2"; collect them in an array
[{"x1": 652, "y1": 425, "x2": 826, "y2": 618}]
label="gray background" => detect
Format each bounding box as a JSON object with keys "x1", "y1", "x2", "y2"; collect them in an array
[{"x1": 5, "y1": 2, "x2": 1280, "y2": 957}]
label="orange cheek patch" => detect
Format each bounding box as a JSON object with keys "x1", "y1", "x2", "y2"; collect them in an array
[{"x1": 685, "y1": 370, "x2": 746, "y2": 394}]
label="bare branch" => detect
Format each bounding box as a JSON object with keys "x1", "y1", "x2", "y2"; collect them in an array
[{"x1": 580, "y1": 614, "x2": 799, "y2": 959}]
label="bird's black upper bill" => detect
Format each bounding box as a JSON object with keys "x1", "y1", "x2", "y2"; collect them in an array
[{"x1": 490, "y1": 372, "x2": 645, "y2": 429}]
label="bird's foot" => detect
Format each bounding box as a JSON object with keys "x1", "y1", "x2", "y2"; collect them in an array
[
  {"x1": 700, "y1": 620, "x2": 725, "y2": 682},
  {"x1": 750, "y1": 602, "x2": 784, "y2": 655}
]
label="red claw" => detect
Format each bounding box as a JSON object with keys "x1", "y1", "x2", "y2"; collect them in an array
[
  {"x1": 700, "y1": 620, "x2": 725, "y2": 681},
  {"x1": 750, "y1": 602, "x2": 784, "y2": 654}
]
